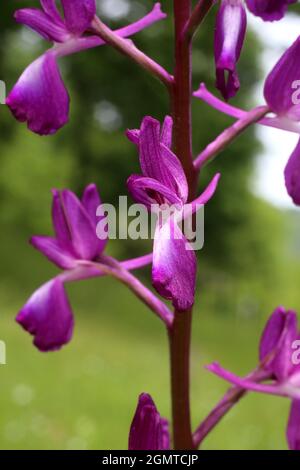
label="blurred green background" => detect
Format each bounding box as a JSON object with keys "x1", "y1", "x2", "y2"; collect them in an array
[{"x1": 0, "y1": 0, "x2": 300, "y2": 450}]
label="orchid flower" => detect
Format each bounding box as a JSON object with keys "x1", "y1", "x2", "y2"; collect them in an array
[
  {"x1": 126, "y1": 116, "x2": 220, "y2": 311},
  {"x1": 213, "y1": 0, "x2": 295, "y2": 100},
  {"x1": 6, "y1": 1, "x2": 166, "y2": 135},
  {"x1": 128, "y1": 393, "x2": 170, "y2": 450},
  {"x1": 207, "y1": 307, "x2": 300, "y2": 449},
  {"x1": 214, "y1": 0, "x2": 247, "y2": 100},
  {"x1": 17, "y1": 183, "x2": 173, "y2": 352}
]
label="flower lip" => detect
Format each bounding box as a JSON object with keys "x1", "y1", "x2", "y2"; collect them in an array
[
  {"x1": 16, "y1": 278, "x2": 74, "y2": 352},
  {"x1": 6, "y1": 52, "x2": 70, "y2": 136}
]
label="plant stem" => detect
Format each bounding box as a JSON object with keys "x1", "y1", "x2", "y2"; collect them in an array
[
  {"x1": 172, "y1": 0, "x2": 197, "y2": 197},
  {"x1": 91, "y1": 16, "x2": 173, "y2": 90},
  {"x1": 193, "y1": 369, "x2": 270, "y2": 447},
  {"x1": 194, "y1": 386, "x2": 247, "y2": 447},
  {"x1": 184, "y1": 0, "x2": 216, "y2": 42},
  {"x1": 72, "y1": 259, "x2": 173, "y2": 327},
  {"x1": 169, "y1": 308, "x2": 195, "y2": 449},
  {"x1": 193, "y1": 105, "x2": 270, "y2": 170},
  {"x1": 168, "y1": 0, "x2": 196, "y2": 450}
]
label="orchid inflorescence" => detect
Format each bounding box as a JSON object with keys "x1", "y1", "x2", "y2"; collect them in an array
[{"x1": 5, "y1": 0, "x2": 300, "y2": 450}]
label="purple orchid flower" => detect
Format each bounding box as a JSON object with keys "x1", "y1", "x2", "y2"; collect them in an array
[
  {"x1": 128, "y1": 393, "x2": 170, "y2": 450},
  {"x1": 17, "y1": 183, "x2": 107, "y2": 351},
  {"x1": 246, "y1": 0, "x2": 297, "y2": 21},
  {"x1": 213, "y1": 0, "x2": 294, "y2": 100},
  {"x1": 207, "y1": 306, "x2": 300, "y2": 450},
  {"x1": 126, "y1": 116, "x2": 220, "y2": 311},
  {"x1": 214, "y1": 0, "x2": 247, "y2": 100},
  {"x1": 17, "y1": 184, "x2": 159, "y2": 352},
  {"x1": 6, "y1": 1, "x2": 166, "y2": 135}
]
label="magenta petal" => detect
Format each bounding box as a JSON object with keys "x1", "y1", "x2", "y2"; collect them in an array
[
  {"x1": 52, "y1": 190, "x2": 104, "y2": 260},
  {"x1": 16, "y1": 278, "x2": 74, "y2": 352},
  {"x1": 127, "y1": 175, "x2": 183, "y2": 210},
  {"x1": 260, "y1": 307, "x2": 298, "y2": 381},
  {"x1": 287, "y1": 399, "x2": 300, "y2": 450},
  {"x1": 61, "y1": 0, "x2": 96, "y2": 35},
  {"x1": 138, "y1": 116, "x2": 188, "y2": 202},
  {"x1": 81, "y1": 183, "x2": 101, "y2": 225},
  {"x1": 128, "y1": 393, "x2": 170, "y2": 450},
  {"x1": 214, "y1": 0, "x2": 247, "y2": 100},
  {"x1": 52, "y1": 189, "x2": 74, "y2": 248},
  {"x1": 14, "y1": 8, "x2": 68, "y2": 42},
  {"x1": 260, "y1": 307, "x2": 287, "y2": 361},
  {"x1": 285, "y1": 138, "x2": 300, "y2": 205},
  {"x1": 51, "y1": 188, "x2": 102, "y2": 261},
  {"x1": 152, "y1": 219, "x2": 197, "y2": 311},
  {"x1": 126, "y1": 128, "x2": 140, "y2": 145},
  {"x1": 246, "y1": 0, "x2": 296, "y2": 21},
  {"x1": 161, "y1": 115, "x2": 173, "y2": 148},
  {"x1": 52, "y1": 186, "x2": 104, "y2": 261},
  {"x1": 6, "y1": 52, "x2": 69, "y2": 135},
  {"x1": 264, "y1": 37, "x2": 300, "y2": 120},
  {"x1": 59, "y1": 189, "x2": 102, "y2": 260},
  {"x1": 40, "y1": 0, "x2": 63, "y2": 23},
  {"x1": 31, "y1": 236, "x2": 76, "y2": 270},
  {"x1": 81, "y1": 183, "x2": 108, "y2": 252},
  {"x1": 191, "y1": 173, "x2": 221, "y2": 212}
]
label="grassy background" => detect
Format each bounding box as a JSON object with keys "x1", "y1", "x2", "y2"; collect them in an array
[{"x1": 0, "y1": 229, "x2": 293, "y2": 450}]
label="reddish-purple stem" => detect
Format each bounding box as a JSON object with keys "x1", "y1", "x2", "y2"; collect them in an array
[{"x1": 168, "y1": 0, "x2": 196, "y2": 450}]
